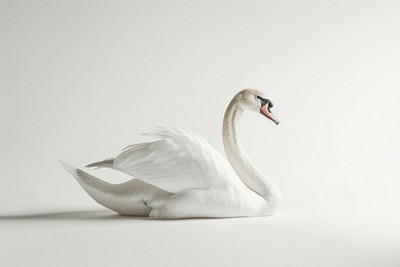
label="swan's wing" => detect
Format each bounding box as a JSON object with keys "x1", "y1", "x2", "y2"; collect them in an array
[{"x1": 112, "y1": 127, "x2": 233, "y2": 193}]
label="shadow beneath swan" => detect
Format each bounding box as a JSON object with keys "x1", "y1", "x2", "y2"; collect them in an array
[{"x1": 0, "y1": 210, "x2": 150, "y2": 221}]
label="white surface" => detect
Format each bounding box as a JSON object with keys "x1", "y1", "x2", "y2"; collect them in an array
[
  {"x1": 1, "y1": 0, "x2": 400, "y2": 266},
  {"x1": 1, "y1": 209, "x2": 399, "y2": 267}
]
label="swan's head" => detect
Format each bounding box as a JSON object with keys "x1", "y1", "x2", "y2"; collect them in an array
[{"x1": 235, "y1": 89, "x2": 279, "y2": 125}]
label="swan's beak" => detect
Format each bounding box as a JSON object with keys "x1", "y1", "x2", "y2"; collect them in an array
[{"x1": 260, "y1": 103, "x2": 280, "y2": 125}]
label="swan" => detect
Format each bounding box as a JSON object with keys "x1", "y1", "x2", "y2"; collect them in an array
[{"x1": 62, "y1": 89, "x2": 281, "y2": 219}]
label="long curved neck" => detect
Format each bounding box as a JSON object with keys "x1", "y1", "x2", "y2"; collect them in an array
[{"x1": 222, "y1": 96, "x2": 281, "y2": 211}]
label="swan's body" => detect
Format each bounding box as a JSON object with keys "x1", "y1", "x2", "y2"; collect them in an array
[{"x1": 62, "y1": 89, "x2": 281, "y2": 219}]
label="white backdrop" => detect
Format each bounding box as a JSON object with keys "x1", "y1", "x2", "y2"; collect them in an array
[{"x1": 1, "y1": 0, "x2": 400, "y2": 266}]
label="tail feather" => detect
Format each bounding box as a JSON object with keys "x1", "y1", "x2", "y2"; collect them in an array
[
  {"x1": 85, "y1": 158, "x2": 114, "y2": 169},
  {"x1": 61, "y1": 161, "x2": 78, "y2": 177},
  {"x1": 60, "y1": 161, "x2": 153, "y2": 216}
]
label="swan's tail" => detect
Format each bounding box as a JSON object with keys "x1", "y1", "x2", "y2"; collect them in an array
[
  {"x1": 60, "y1": 161, "x2": 151, "y2": 216},
  {"x1": 85, "y1": 158, "x2": 114, "y2": 169}
]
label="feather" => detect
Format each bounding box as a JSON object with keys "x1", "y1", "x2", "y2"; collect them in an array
[{"x1": 107, "y1": 127, "x2": 233, "y2": 193}]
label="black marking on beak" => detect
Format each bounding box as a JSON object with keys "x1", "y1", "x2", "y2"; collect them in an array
[{"x1": 257, "y1": 96, "x2": 273, "y2": 108}]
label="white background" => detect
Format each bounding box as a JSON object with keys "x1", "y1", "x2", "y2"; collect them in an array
[{"x1": 1, "y1": 0, "x2": 400, "y2": 266}]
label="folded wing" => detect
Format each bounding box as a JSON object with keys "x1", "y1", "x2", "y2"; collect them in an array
[{"x1": 112, "y1": 128, "x2": 232, "y2": 193}]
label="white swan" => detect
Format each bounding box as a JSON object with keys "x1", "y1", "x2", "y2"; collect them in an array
[{"x1": 62, "y1": 89, "x2": 281, "y2": 219}]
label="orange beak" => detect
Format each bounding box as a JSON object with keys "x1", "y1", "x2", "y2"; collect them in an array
[{"x1": 260, "y1": 103, "x2": 279, "y2": 125}]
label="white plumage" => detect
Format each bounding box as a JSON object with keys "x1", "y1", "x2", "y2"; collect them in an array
[
  {"x1": 111, "y1": 128, "x2": 232, "y2": 193},
  {"x1": 62, "y1": 89, "x2": 281, "y2": 219}
]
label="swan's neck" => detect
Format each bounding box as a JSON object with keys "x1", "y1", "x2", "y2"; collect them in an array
[{"x1": 222, "y1": 98, "x2": 281, "y2": 212}]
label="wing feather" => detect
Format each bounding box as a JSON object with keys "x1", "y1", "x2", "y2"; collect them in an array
[{"x1": 112, "y1": 127, "x2": 231, "y2": 193}]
